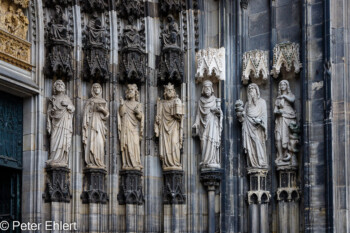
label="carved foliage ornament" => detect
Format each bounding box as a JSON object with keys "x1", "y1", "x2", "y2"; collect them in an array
[
  {"x1": 271, "y1": 42, "x2": 302, "y2": 78},
  {"x1": 119, "y1": 24, "x2": 146, "y2": 84},
  {"x1": 13, "y1": 0, "x2": 29, "y2": 8},
  {"x1": 80, "y1": 0, "x2": 108, "y2": 13},
  {"x1": 43, "y1": 0, "x2": 72, "y2": 7},
  {"x1": 195, "y1": 47, "x2": 225, "y2": 83},
  {"x1": 116, "y1": 0, "x2": 144, "y2": 21},
  {"x1": 158, "y1": 15, "x2": 184, "y2": 85},
  {"x1": 242, "y1": 50, "x2": 269, "y2": 85},
  {"x1": 160, "y1": 0, "x2": 183, "y2": 14}
]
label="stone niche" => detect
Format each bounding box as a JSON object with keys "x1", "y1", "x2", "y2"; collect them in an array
[{"x1": 0, "y1": 0, "x2": 31, "y2": 70}]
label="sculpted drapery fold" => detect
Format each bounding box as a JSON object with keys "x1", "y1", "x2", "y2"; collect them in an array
[
  {"x1": 118, "y1": 84, "x2": 144, "y2": 171},
  {"x1": 82, "y1": 83, "x2": 109, "y2": 169},
  {"x1": 193, "y1": 80, "x2": 223, "y2": 168},
  {"x1": 155, "y1": 83, "x2": 184, "y2": 171},
  {"x1": 46, "y1": 80, "x2": 75, "y2": 167}
]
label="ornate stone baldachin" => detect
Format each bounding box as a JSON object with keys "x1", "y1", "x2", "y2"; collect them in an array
[
  {"x1": 242, "y1": 50, "x2": 269, "y2": 84},
  {"x1": 271, "y1": 42, "x2": 302, "y2": 78},
  {"x1": 195, "y1": 47, "x2": 225, "y2": 83}
]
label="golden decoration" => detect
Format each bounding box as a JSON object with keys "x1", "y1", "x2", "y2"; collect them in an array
[
  {"x1": 0, "y1": 28, "x2": 31, "y2": 70},
  {"x1": 13, "y1": 0, "x2": 29, "y2": 8}
]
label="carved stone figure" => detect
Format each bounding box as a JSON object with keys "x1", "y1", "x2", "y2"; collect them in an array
[
  {"x1": 119, "y1": 23, "x2": 146, "y2": 84},
  {"x1": 274, "y1": 80, "x2": 297, "y2": 165},
  {"x1": 2, "y1": 5, "x2": 29, "y2": 40},
  {"x1": 118, "y1": 84, "x2": 144, "y2": 171},
  {"x1": 155, "y1": 83, "x2": 184, "y2": 171},
  {"x1": 193, "y1": 80, "x2": 223, "y2": 168},
  {"x1": 82, "y1": 83, "x2": 109, "y2": 169},
  {"x1": 13, "y1": 0, "x2": 30, "y2": 8},
  {"x1": 46, "y1": 80, "x2": 75, "y2": 167},
  {"x1": 235, "y1": 83, "x2": 268, "y2": 168},
  {"x1": 158, "y1": 15, "x2": 184, "y2": 84},
  {"x1": 84, "y1": 12, "x2": 106, "y2": 47},
  {"x1": 48, "y1": 5, "x2": 69, "y2": 43}
]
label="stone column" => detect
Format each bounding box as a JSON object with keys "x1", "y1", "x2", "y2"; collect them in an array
[
  {"x1": 247, "y1": 168, "x2": 271, "y2": 233},
  {"x1": 117, "y1": 170, "x2": 144, "y2": 233},
  {"x1": 81, "y1": 168, "x2": 108, "y2": 233},
  {"x1": 200, "y1": 168, "x2": 223, "y2": 233},
  {"x1": 276, "y1": 166, "x2": 300, "y2": 233},
  {"x1": 163, "y1": 170, "x2": 186, "y2": 233}
]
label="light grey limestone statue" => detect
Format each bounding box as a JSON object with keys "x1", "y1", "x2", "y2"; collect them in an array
[
  {"x1": 274, "y1": 80, "x2": 297, "y2": 165},
  {"x1": 82, "y1": 83, "x2": 109, "y2": 169},
  {"x1": 118, "y1": 84, "x2": 144, "y2": 171},
  {"x1": 155, "y1": 83, "x2": 184, "y2": 171},
  {"x1": 192, "y1": 80, "x2": 223, "y2": 168},
  {"x1": 235, "y1": 83, "x2": 268, "y2": 169},
  {"x1": 46, "y1": 80, "x2": 75, "y2": 167}
]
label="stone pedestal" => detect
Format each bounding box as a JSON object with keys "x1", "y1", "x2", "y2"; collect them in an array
[
  {"x1": 43, "y1": 166, "x2": 71, "y2": 203},
  {"x1": 276, "y1": 165, "x2": 300, "y2": 233},
  {"x1": 247, "y1": 168, "x2": 270, "y2": 233},
  {"x1": 200, "y1": 168, "x2": 223, "y2": 233},
  {"x1": 163, "y1": 170, "x2": 186, "y2": 233},
  {"x1": 118, "y1": 170, "x2": 144, "y2": 233},
  {"x1": 81, "y1": 168, "x2": 108, "y2": 204}
]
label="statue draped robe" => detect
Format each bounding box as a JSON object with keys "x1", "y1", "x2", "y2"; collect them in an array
[
  {"x1": 82, "y1": 97, "x2": 109, "y2": 168},
  {"x1": 155, "y1": 98, "x2": 183, "y2": 170},
  {"x1": 194, "y1": 95, "x2": 223, "y2": 167},
  {"x1": 242, "y1": 98, "x2": 268, "y2": 168},
  {"x1": 47, "y1": 94, "x2": 75, "y2": 167},
  {"x1": 118, "y1": 101, "x2": 144, "y2": 170}
]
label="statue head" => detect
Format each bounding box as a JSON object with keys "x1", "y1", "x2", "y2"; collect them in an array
[
  {"x1": 202, "y1": 80, "x2": 214, "y2": 97},
  {"x1": 167, "y1": 14, "x2": 175, "y2": 23},
  {"x1": 247, "y1": 83, "x2": 260, "y2": 105},
  {"x1": 55, "y1": 5, "x2": 63, "y2": 16},
  {"x1": 53, "y1": 80, "x2": 66, "y2": 95},
  {"x1": 91, "y1": 83, "x2": 102, "y2": 98},
  {"x1": 278, "y1": 80, "x2": 291, "y2": 95},
  {"x1": 126, "y1": 84, "x2": 139, "y2": 101},
  {"x1": 163, "y1": 83, "x2": 177, "y2": 100}
]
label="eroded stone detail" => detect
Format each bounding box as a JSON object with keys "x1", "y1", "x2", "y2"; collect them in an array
[
  {"x1": 193, "y1": 80, "x2": 223, "y2": 169},
  {"x1": 155, "y1": 83, "x2": 184, "y2": 171},
  {"x1": 163, "y1": 170, "x2": 186, "y2": 204},
  {"x1": 118, "y1": 84, "x2": 144, "y2": 171},
  {"x1": 46, "y1": 80, "x2": 74, "y2": 168},
  {"x1": 200, "y1": 168, "x2": 223, "y2": 189},
  {"x1": 81, "y1": 168, "x2": 108, "y2": 204},
  {"x1": 158, "y1": 15, "x2": 184, "y2": 85},
  {"x1": 83, "y1": 13, "x2": 110, "y2": 82},
  {"x1": 271, "y1": 42, "x2": 302, "y2": 78},
  {"x1": 276, "y1": 166, "x2": 299, "y2": 202},
  {"x1": 116, "y1": 0, "x2": 144, "y2": 21},
  {"x1": 242, "y1": 50, "x2": 269, "y2": 85},
  {"x1": 83, "y1": 83, "x2": 109, "y2": 169},
  {"x1": 45, "y1": 5, "x2": 74, "y2": 79},
  {"x1": 13, "y1": 0, "x2": 29, "y2": 8},
  {"x1": 80, "y1": 0, "x2": 107, "y2": 13},
  {"x1": 43, "y1": 166, "x2": 71, "y2": 203},
  {"x1": 247, "y1": 168, "x2": 270, "y2": 205},
  {"x1": 235, "y1": 84, "x2": 268, "y2": 169},
  {"x1": 117, "y1": 170, "x2": 144, "y2": 205},
  {"x1": 160, "y1": 0, "x2": 183, "y2": 14},
  {"x1": 195, "y1": 47, "x2": 225, "y2": 83}
]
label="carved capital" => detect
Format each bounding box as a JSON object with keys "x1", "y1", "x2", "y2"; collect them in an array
[
  {"x1": 195, "y1": 47, "x2": 225, "y2": 83},
  {"x1": 163, "y1": 170, "x2": 186, "y2": 204},
  {"x1": 242, "y1": 50, "x2": 269, "y2": 84},
  {"x1": 81, "y1": 168, "x2": 108, "y2": 204},
  {"x1": 271, "y1": 42, "x2": 302, "y2": 78},
  {"x1": 43, "y1": 166, "x2": 71, "y2": 203},
  {"x1": 117, "y1": 170, "x2": 144, "y2": 205}
]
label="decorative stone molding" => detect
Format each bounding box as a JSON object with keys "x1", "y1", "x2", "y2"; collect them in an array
[
  {"x1": 200, "y1": 168, "x2": 223, "y2": 189},
  {"x1": 242, "y1": 50, "x2": 269, "y2": 84},
  {"x1": 195, "y1": 47, "x2": 225, "y2": 83},
  {"x1": 247, "y1": 168, "x2": 271, "y2": 205},
  {"x1": 116, "y1": 0, "x2": 144, "y2": 21},
  {"x1": 0, "y1": 29, "x2": 31, "y2": 70},
  {"x1": 80, "y1": 0, "x2": 108, "y2": 13},
  {"x1": 276, "y1": 166, "x2": 300, "y2": 202},
  {"x1": 43, "y1": 0, "x2": 72, "y2": 7},
  {"x1": 240, "y1": 0, "x2": 248, "y2": 9},
  {"x1": 160, "y1": 0, "x2": 183, "y2": 14},
  {"x1": 271, "y1": 42, "x2": 302, "y2": 78},
  {"x1": 43, "y1": 166, "x2": 71, "y2": 203},
  {"x1": 163, "y1": 170, "x2": 186, "y2": 204},
  {"x1": 81, "y1": 168, "x2": 108, "y2": 204},
  {"x1": 117, "y1": 170, "x2": 144, "y2": 205}
]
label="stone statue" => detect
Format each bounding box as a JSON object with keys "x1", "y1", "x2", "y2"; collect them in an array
[
  {"x1": 122, "y1": 23, "x2": 144, "y2": 50},
  {"x1": 85, "y1": 12, "x2": 106, "y2": 47},
  {"x1": 117, "y1": 84, "x2": 144, "y2": 171},
  {"x1": 82, "y1": 83, "x2": 109, "y2": 169},
  {"x1": 46, "y1": 80, "x2": 75, "y2": 167},
  {"x1": 48, "y1": 5, "x2": 69, "y2": 42},
  {"x1": 192, "y1": 80, "x2": 223, "y2": 168},
  {"x1": 235, "y1": 83, "x2": 268, "y2": 169},
  {"x1": 274, "y1": 80, "x2": 297, "y2": 165},
  {"x1": 161, "y1": 14, "x2": 180, "y2": 49},
  {"x1": 155, "y1": 83, "x2": 184, "y2": 171}
]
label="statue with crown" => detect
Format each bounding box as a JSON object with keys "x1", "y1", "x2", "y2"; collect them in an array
[{"x1": 155, "y1": 83, "x2": 185, "y2": 171}]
